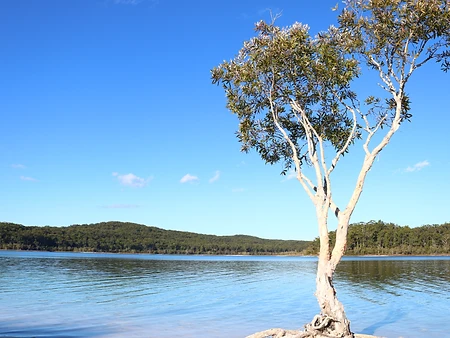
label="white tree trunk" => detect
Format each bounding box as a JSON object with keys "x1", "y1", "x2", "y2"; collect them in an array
[
  {"x1": 270, "y1": 75, "x2": 405, "y2": 338},
  {"x1": 307, "y1": 212, "x2": 353, "y2": 338}
]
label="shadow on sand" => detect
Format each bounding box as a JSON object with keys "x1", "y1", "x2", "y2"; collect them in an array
[{"x1": 359, "y1": 309, "x2": 405, "y2": 336}]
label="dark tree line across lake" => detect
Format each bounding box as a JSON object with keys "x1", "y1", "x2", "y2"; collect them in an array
[
  {"x1": 306, "y1": 220, "x2": 450, "y2": 255},
  {"x1": 0, "y1": 220, "x2": 449, "y2": 255},
  {"x1": 0, "y1": 221, "x2": 309, "y2": 255}
]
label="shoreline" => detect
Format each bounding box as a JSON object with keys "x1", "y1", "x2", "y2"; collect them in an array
[{"x1": 1, "y1": 248, "x2": 449, "y2": 258}]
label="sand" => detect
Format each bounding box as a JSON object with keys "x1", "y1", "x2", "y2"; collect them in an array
[{"x1": 246, "y1": 329, "x2": 383, "y2": 338}]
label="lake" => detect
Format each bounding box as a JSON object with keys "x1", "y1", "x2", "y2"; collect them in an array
[{"x1": 0, "y1": 251, "x2": 449, "y2": 338}]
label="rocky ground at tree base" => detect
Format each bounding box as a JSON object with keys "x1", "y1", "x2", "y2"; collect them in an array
[{"x1": 246, "y1": 328, "x2": 383, "y2": 338}]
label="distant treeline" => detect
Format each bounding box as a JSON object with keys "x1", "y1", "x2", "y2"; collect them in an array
[
  {"x1": 1, "y1": 220, "x2": 449, "y2": 255},
  {"x1": 306, "y1": 220, "x2": 450, "y2": 255},
  {"x1": 0, "y1": 221, "x2": 310, "y2": 255}
]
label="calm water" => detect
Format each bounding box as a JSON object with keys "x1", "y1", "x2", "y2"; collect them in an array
[{"x1": 0, "y1": 252, "x2": 449, "y2": 338}]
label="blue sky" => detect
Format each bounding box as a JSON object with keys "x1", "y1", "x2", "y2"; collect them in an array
[{"x1": 1, "y1": 0, "x2": 449, "y2": 240}]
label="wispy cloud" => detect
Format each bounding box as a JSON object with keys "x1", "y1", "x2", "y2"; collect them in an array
[
  {"x1": 20, "y1": 176, "x2": 37, "y2": 182},
  {"x1": 112, "y1": 172, "x2": 152, "y2": 187},
  {"x1": 113, "y1": 0, "x2": 144, "y2": 5},
  {"x1": 209, "y1": 170, "x2": 220, "y2": 183},
  {"x1": 282, "y1": 169, "x2": 297, "y2": 182},
  {"x1": 232, "y1": 187, "x2": 245, "y2": 193},
  {"x1": 11, "y1": 164, "x2": 26, "y2": 169},
  {"x1": 101, "y1": 204, "x2": 140, "y2": 209},
  {"x1": 405, "y1": 160, "x2": 430, "y2": 173},
  {"x1": 180, "y1": 174, "x2": 199, "y2": 184},
  {"x1": 113, "y1": 0, "x2": 158, "y2": 5},
  {"x1": 237, "y1": 161, "x2": 246, "y2": 167}
]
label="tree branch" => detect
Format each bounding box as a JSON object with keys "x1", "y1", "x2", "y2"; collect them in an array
[
  {"x1": 363, "y1": 113, "x2": 388, "y2": 155},
  {"x1": 266, "y1": 74, "x2": 317, "y2": 203},
  {"x1": 327, "y1": 94, "x2": 358, "y2": 176},
  {"x1": 368, "y1": 55, "x2": 397, "y2": 94},
  {"x1": 290, "y1": 100, "x2": 325, "y2": 203}
]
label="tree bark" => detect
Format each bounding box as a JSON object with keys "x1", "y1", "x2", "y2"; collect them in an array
[
  {"x1": 306, "y1": 213, "x2": 353, "y2": 338},
  {"x1": 311, "y1": 257, "x2": 353, "y2": 337}
]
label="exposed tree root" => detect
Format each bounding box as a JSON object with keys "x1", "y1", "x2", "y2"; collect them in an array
[
  {"x1": 245, "y1": 328, "x2": 309, "y2": 338},
  {"x1": 303, "y1": 314, "x2": 354, "y2": 338},
  {"x1": 246, "y1": 327, "x2": 379, "y2": 338},
  {"x1": 246, "y1": 314, "x2": 358, "y2": 338},
  {"x1": 306, "y1": 315, "x2": 335, "y2": 331}
]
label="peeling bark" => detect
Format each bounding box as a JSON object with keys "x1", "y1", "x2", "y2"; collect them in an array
[{"x1": 310, "y1": 259, "x2": 353, "y2": 338}]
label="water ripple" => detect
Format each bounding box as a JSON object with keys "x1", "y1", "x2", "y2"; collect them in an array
[{"x1": 0, "y1": 252, "x2": 449, "y2": 338}]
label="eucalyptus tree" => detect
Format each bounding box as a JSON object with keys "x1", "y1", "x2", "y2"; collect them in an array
[{"x1": 212, "y1": 1, "x2": 449, "y2": 337}]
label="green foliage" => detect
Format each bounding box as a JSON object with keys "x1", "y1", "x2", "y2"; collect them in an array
[
  {"x1": 212, "y1": 1, "x2": 450, "y2": 172},
  {"x1": 340, "y1": 0, "x2": 450, "y2": 60},
  {"x1": 0, "y1": 221, "x2": 310, "y2": 255},
  {"x1": 306, "y1": 220, "x2": 450, "y2": 255},
  {"x1": 2, "y1": 221, "x2": 447, "y2": 256},
  {"x1": 3, "y1": 221, "x2": 447, "y2": 256},
  {"x1": 211, "y1": 20, "x2": 359, "y2": 172},
  {"x1": 340, "y1": 0, "x2": 450, "y2": 119}
]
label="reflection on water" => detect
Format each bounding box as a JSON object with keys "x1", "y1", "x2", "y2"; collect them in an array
[
  {"x1": 337, "y1": 258, "x2": 450, "y2": 296},
  {"x1": 0, "y1": 252, "x2": 449, "y2": 338},
  {"x1": 336, "y1": 258, "x2": 450, "y2": 337}
]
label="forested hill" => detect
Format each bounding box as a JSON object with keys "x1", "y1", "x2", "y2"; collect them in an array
[
  {"x1": 1, "y1": 221, "x2": 449, "y2": 255},
  {"x1": 0, "y1": 221, "x2": 310, "y2": 255},
  {"x1": 305, "y1": 221, "x2": 450, "y2": 255}
]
